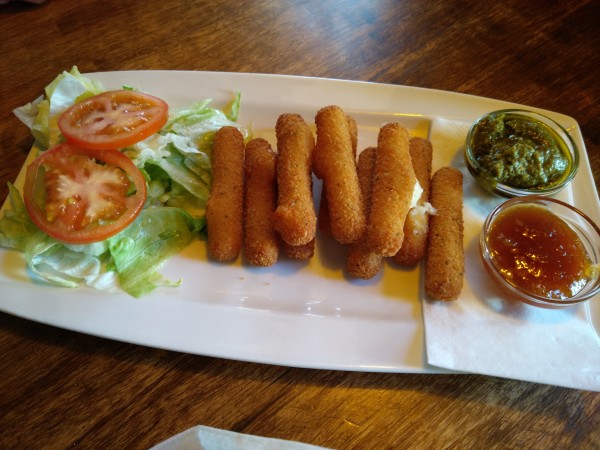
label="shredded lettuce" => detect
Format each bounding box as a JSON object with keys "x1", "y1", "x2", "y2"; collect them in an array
[
  {"x1": 13, "y1": 66, "x2": 104, "y2": 149},
  {"x1": 123, "y1": 95, "x2": 243, "y2": 216},
  {"x1": 0, "y1": 184, "x2": 114, "y2": 290},
  {"x1": 0, "y1": 186, "x2": 203, "y2": 297},
  {"x1": 0, "y1": 184, "x2": 39, "y2": 251},
  {"x1": 108, "y1": 207, "x2": 204, "y2": 297},
  {"x1": 25, "y1": 233, "x2": 113, "y2": 290},
  {"x1": 1, "y1": 67, "x2": 243, "y2": 297}
]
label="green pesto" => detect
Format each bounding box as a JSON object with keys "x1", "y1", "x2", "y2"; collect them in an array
[{"x1": 470, "y1": 112, "x2": 570, "y2": 189}]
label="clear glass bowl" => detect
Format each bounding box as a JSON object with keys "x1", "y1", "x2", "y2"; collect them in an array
[
  {"x1": 465, "y1": 109, "x2": 579, "y2": 197},
  {"x1": 480, "y1": 196, "x2": 600, "y2": 309}
]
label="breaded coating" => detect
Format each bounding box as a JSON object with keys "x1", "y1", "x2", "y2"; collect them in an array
[
  {"x1": 366, "y1": 123, "x2": 416, "y2": 256},
  {"x1": 346, "y1": 114, "x2": 358, "y2": 159},
  {"x1": 206, "y1": 126, "x2": 245, "y2": 261},
  {"x1": 283, "y1": 238, "x2": 315, "y2": 260},
  {"x1": 314, "y1": 105, "x2": 365, "y2": 244},
  {"x1": 317, "y1": 184, "x2": 331, "y2": 235},
  {"x1": 318, "y1": 113, "x2": 357, "y2": 236},
  {"x1": 346, "y1": 147, "x2": 383, "y2": 279},
  {"x1": 244, "y1": 138, "x2": 279, "y2": 267},
  {"x1": 394, "y1": 137, "x2": 433, "y2": 265},
  {"x1": 424, "y1": 167, "x2": 464, "y2": 301},
  {"x1": 272, "y1": 113, "x2": 317, "y2": 246}
]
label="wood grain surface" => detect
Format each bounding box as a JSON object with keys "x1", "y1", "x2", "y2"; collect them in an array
[{"x1": 1, "y1": 1, "x2": 599, "y2": 449}]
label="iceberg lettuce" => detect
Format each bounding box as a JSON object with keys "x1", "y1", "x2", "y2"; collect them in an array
[
  {"x1": 1, "y1": 184, "x2": 114, "y2": 290},
  {"x1": 13, "y1": 66, "x2": 104, "y2": 149},
  {"x1": 123, "y1": 95, "x2": 244, "y2": 215},
  {"x1": 0, "y1": 186, "x2": 203, "y2": 297},
  {"x1": 1, "y1": 68, "x2": 244, "y2": 297},
  {"x1": 108, "y1": 207, "x2": 204, "y2": 297}
]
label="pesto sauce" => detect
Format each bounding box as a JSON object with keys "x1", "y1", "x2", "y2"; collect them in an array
[{"x1": 470, "y1": 112, "x2": 570, "y2": 189}]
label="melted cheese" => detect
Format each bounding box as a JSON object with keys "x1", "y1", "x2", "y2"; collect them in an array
[{"x1": 407, "y1": 180, "x2": 437, "y2": 235}]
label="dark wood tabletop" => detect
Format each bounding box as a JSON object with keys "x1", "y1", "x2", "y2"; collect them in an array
[{"x1": 1, "y1": 1, "x2": 599, "y2": 449}]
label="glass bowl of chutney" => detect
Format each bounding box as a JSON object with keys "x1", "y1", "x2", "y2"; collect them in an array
[
  {"x1": 480, "y1": 196, "x2": 600, "y2": 309},
  {"x1": 465, "y1": 109, "x2": 579, "y2": 197}
]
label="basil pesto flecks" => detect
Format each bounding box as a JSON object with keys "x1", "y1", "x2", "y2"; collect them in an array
[{"x1": 469, "y1": 112, "x2": 571, "y2": 190}]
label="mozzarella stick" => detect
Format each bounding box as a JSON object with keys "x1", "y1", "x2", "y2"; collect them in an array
[
  {"x1": 272, "y1": 113, "x2": 317, "y2": 246},
  {"x1": 366, "y1": 123, "x2": 416, "y2": 256},
  {"x1": 347, "y1": 114, "x2": 358, "y2": 159},
  {"x1": 206, "y1": 126, "x2": 245, "y2": 261},
  {"x1": 394, "y1": 137, "x2": 433, "y2": 265},
  {"x1": 317, "y1": 184, "x2": 331, "y2": 235},
  {"x1": 244, "y1": 138, "x2": 279, "y2": 267},
  {"x1": 318, "y1": 113, "x2": 357, "y2": 236},
  {"x1": 346, "y1": 147, "x2": 383, "y2": 279},
  {"x1": 425, "y1": 167, "x2": 464, "y2": 301},
  {"x1": 314, "y1": 105, "x2": 365, "y2": 244},
  {"x1": 283, "y1": 238, "x2": 315, "y2": 260}
]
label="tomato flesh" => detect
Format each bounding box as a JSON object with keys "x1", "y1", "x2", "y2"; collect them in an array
[
  {"x1": 58, "y1": 90, "x2": 168, "y2": 150},
  {"x1": 24, "y1": 143, "x2": 147, "y2": 244},
  {"x1": 44, "y1": 153, "x2": 130, "y2": 230}
]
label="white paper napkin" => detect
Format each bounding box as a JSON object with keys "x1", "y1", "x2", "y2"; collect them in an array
[
  {"x1": 150, "y1": 425, "x2": 331, "y2": 450},
  {"x1": 423, "y1": 117, "x2": 600, "y2": 391}
]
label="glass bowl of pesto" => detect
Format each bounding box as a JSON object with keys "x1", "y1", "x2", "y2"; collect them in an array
[
  {"x1": 480, "y1": 196, "x2": 600, "y2": 309},
  {"x1": 465, "y1": 109, "x2": 579, "y2": 197}
]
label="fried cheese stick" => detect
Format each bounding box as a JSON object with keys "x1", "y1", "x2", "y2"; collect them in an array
[
  {"x1": 317, "y1": 184, "x2": 331, "y2": 235},
  {"x1": 206, "y1": 126, "x2": 245, "y2": 261},
  {"x1": 283, "y1": 238, "x2": 315, "y2": 260},
  {"x1": 393, "y1": 137, "x2": 433, "y2": 266},
  {"x1": 244, "y1": 138, "x2": 279, "y2": 267},
  {"x1": 317, "y1": 114, "x2": 357, "y2": 236},
  {"x1": 346, "y1": 147, "x2": 383, "y2": 279},
  {"x1": 424, "y1": 167, "x2": 464, "y2": 301},
  {"x1": 314, "y1": 105, "x2": 365, "y2": 244},
  {"x1": 272, "y1": 113, "x2": 317, "y2": 246},
  {"x1": 347, "y1": 114, "x2": 358, "y2": 159},
  {"x1": 366, "y1": 123, "x2": 416, "y2": 256}
]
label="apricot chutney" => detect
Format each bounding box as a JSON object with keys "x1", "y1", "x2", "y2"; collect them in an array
[
  {"x1": 486, "y1": 203, "x2": 592, "y2": 299},
  {"x1": 470, "y1": 112, "x2": 571, "y2": 189}
]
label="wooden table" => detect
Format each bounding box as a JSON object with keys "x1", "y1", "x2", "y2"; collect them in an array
[{"x1": 1, "y1": 1, "x2": 599, "y2": 448}]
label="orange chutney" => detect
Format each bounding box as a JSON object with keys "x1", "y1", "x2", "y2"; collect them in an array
[{"x1": 487, "y1": 204, "x2": 592, "y2": 299}]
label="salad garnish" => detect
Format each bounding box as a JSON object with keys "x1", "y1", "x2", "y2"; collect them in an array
[{"x1": 0, "y1": 66, "x2": 245, "y2": 297}]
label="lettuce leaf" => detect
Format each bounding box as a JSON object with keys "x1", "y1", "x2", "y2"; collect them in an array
[
  {"x1": 123, "y1": 95, "x2": 244, "y2": 215},
  {"x1": 0, "y1": 184, "x2": 116, "y2": 290},
  {"x1": 0, "y1": 183, "x2": 39, "y2": 251},
  {"x1": 107, "y1": 207, "x2": 204, "y2": 297},
  {"x1": 0, "y1": 186, "x2": 203, "y2": 297},
  {"x1": 2, "y1": 69, "x2": 243, "y2": 297},
  {"x1": 25, "y1": 233, "x2": 116, "y2": 290},
  {"x1": 13, "y1": 66, "x2": 104, "y2": 149}
]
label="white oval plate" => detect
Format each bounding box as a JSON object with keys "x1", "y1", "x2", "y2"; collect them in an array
[{"x1": 1, "y1": 71, "x2": 598, "y2": 375}]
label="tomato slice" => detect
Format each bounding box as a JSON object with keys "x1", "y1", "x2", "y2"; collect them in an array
[
  {"x1": 23, "y1": 143, "x2": 147, "y2": 244},
  {"x1": 58, "y1": 90, "x2": 168, "y2": 150}
]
